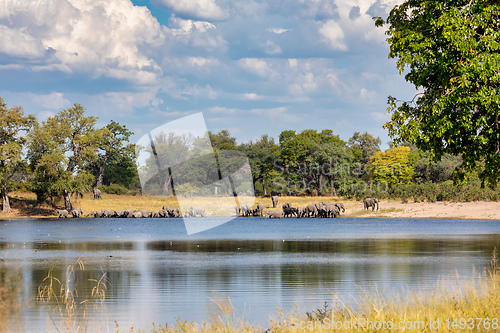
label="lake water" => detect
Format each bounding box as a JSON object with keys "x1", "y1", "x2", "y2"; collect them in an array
[{"x1": 1, "y1": 217, "x2": 500, "y2": 332}]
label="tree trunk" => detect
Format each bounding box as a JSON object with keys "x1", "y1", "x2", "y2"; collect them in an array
[
  {"x1": 95, "y1": 156, "x2": 108, "y2": 188},
  {"x1": 63, "y1": 189, "x2": 73, "y2": 211},
  {"x1": 1, "y1": 182, "x2": 11, "y2": 213},
  {"x1": 262, "y1": 177, "x2": 267, "y2": 196}
]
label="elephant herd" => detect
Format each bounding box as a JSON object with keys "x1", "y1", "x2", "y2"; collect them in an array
[
  {"x1": 264, "y1": 201, "x2": 346, "y2": 219},
  {"x1": 57, "y1": 205, "x2": 182, "y2": 219},
  {"x1": 56, "y1": 198, "x2": 379, "y2": 219}
]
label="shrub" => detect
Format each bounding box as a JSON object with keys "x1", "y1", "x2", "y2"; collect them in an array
[{"x1": 100, "y1": 184, "x2": 129, "y2": 195}]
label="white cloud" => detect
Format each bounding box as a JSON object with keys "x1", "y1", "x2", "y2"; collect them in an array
[
  {"x1": 318, "y1": 20, "x2": 348, "y2": 51},
  {"x1": 241, "y1": 93, "x2": 262, "y2": 100},
  {"x1": 263, "y1": 40, "x2": 282, "y2": 55},
  {"x1": 100, "y1": 90, "x2": 163, "y2": 113},
  {"x1": 209, "y1": 106, "x2": 237, "y2": 114},
  {"x1": 1, "y1": 0, "x2": 164, "y2": 84},
  {"x1": 251, "y1": 106, "x2": 301, "y2": 122},
  {"x1": 371, "y1": 111, "x2": 390, "y2": 122},
  {"x1": 267, "y1": 27, "x2": 289, "y2": 34},
  {"x1": 238, "y1": 58, "x2": 273, "y2": 77},
  {"x1": 0, "y1": 25, "x2": 45, "y2": 58},
  {"x1": 165, "y1": 16, "x2": 227, "y2": 51},
  {"x1": 161, "y1": 0, "x2": 228, "y2": 21},
  {"x1": 29, "y1": 92, "x2": 71, "y2": 110}
]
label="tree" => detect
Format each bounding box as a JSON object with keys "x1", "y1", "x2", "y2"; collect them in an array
[
  {"x1": 209, "y1": 130, "x2": 237, "y2": 151},
  {"x1": 239, "y1": 135, "x2": 278, "y2": 195},
  {"x1": 0, "y1": 97, "x2": 35, "y2": 213},
  {"x1": 92, "y1": 120, "x2": 134, "y2": 188},
  {"x1": 370, "y1": 146, "x2": 419, "y2": 185},
  {"x1": 28, "y1": 104, "x2": 100, "y2": 210},
  {"x1": 348, "y1": 132, "x2": 381, "y2": 166},
  {"x1": 376, "y1": 1, "x2": 500, "y2": 186}
]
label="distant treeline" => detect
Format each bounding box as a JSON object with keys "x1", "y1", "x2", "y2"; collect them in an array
[{"x1": 1, "y1": 98, "x2": 498, "y2": 213}]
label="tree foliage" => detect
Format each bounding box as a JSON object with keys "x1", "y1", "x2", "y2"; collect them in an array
[
  {"x1": 0, "y1": 97, "x2": 35, "y2": 212},
  {"x1": 370, "y1": 146, "x2": 419, "y2": 185},
  {"x1": 27, "y1": 104, "x2": 101, "y2": 210},
  {"x1": 377, "y1": 0, "x2": 500, "y2": 186}
]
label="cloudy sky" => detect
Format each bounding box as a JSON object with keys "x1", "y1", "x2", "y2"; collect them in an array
[{"x1": 0, "y1": 0, "x2": 415, "y2": 148}]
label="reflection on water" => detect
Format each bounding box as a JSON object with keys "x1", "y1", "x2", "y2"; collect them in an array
[{"x1": 1, "y1": 218, "x2": 500, "y2": 331}]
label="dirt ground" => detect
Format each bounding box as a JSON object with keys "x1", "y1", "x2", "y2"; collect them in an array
[{"x1": 344, "y1": 200, "x2": 500, "y2": 220}]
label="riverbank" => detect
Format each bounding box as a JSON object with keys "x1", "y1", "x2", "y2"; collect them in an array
[{"x1": 1, "y1": 191, "x2": 500, "y2": 220}]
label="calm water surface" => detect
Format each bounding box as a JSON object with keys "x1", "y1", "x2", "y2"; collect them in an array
[{"x1": 1, "y1": 217, "x2": 500, "y2": 331}]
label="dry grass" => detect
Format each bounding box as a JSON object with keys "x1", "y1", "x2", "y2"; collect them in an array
[
  {"x1": 37, "y1": 257, "x2": 109, "y2": 332},
  {"x1": 3, "y1": 192, "x2": 349, "y2": 218}
]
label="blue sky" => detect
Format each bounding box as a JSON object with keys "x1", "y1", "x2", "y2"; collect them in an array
[{"x1": 0, "y1": 0, "x2": 415, "y2": 149}]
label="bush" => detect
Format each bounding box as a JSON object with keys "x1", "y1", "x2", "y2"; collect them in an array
[{"x1": 100, "y1": 184, "x2": 129, "y2": 195}]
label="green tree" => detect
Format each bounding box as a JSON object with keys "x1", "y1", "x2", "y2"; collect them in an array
[
  {"x1": 370, "y1": 146, "x2": 418, "y2": 185},
  {"x1": 0, "y1": 98, "x2": 35, "y2": 213},
  {"x1": 209, "y1": 130, "x2": 237, "y2": 151},
  {"x1": 27, "y1": 104, "x2": 101, "y2": 210},
  {"x1": 92, "y1": 120, "x2": 135, "y2": 188},
  {"x1": 239, "y1": 135, "x2": 278, "y2": 195},
  {"x1": 376, "y1": 1, "x2": 500, "y2": 186},
  {"x1": 348, "y1": 132, "x2": 381, "y2": 166}
]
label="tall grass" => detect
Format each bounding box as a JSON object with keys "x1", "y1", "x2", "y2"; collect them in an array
[{"x1": 37, "y1": 257, "x2": 109, "y2": 332}]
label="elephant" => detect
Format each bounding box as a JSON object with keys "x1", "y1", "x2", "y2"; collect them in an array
[
  {"x1": 271, "y1": 190, "x2": 282, "y2": 197},
  {"x1": 240, "y1": 204, "x2": 252, "y2": 217},
  {"x1": 150, "y1": 210, "x2": 159, "y2": 218},
  {"x1": 101, "y1": 209, "x2": 112, "y2": 218},
  {"x1": 234, "y1": 206, "x2": 241, "y2": 216},
  {"x1": 70, "y1": 208, "x2": 83, "y2": 218},
  {"x1": 185, "y1": 206, "x2": 205, "y2": 217},
  {"x1": 334, "y1": 202, "x2": 345, "y2": 213},
  {"x1": 271, "y1": 195, "x2": 279, "y2": 208},
  {"x1": 266, "y1": 210, "x2": 283, "y2": 218},
  {"x1": 256, "y1": 203, "x2": 264, "y2": 217},
  {"x1": 282, "y1": 203, "x2": 291, "y2": 210},
  {"x1": 93, "y1": 188, "x2": 102, "y2": 199},
  {"x1": 304, "y1": 204, "x2": 318, "y2": 217},
  {"x1": 158, "y1": 209, "x2": 168, "y2": 218},
  {"x1": 132, "y1": 211, "x2": 143, "y2": 218},
  {"x1": 87, "y1": 211, "x2": 97, "y2": 217},
  {"x1": 296, "y1": 207, "x2": 306, "y2": 218},
  {"x1": 171, "y1": 208, "x2": 180, "y2": 217},
  {"x1": 113, "y1": 209, "x2": 125, "y2": 218},
  {"x1": 137, "y1": 209, "x2": 149, "y2": 218},
  {"x1": 124, "y1": 209, "x2": 134, "y2": 218},
  {"x1": 364, "y1": 198, "x2": 379, "y2": 211},
  {"x1": 283, "y1": 207, "x2": 298, "y2": 217},
  {"x1": 325, "y1": 203, "x2": 340, "y2": 218},
  {"x1": 58, "y1": 209, "x2": 69, "y2": 218}
]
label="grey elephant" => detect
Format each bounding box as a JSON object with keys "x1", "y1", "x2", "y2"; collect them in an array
[
  {"x1": 325, "y1": 203, "x2": 340, "y2": 218},
  {"x1": 58, "y1": 209, "x2": 69, "y2": 218},
  {"x1": 150, "y1": 210, "x2": 159, "y2": 218},
  {"x1": 70, "y1": 208, "x2": 83, "y2": 218},
  {"x1": 364, "y1": 198, "x2": 379, "y2": 211},
  {"x1": 136, "y1": 208, "x2": 149, "y2": 218},
  {"x1": 304, "y1": 204, "x2": 317, "y2": 217},
  {"x1": 113, "y1": 209, "x2": 125, "y2": 218},
  {"x1": 234, "y1": 206, "x2": 241, "y2": 216},
  {"x1": 185, "y1": 206, "x2": 205, "y2": 217},
  {"x1": 296, "y1": 207, "x2": 306, "y2": 218},
  {"x1": 240, "y1": 204, "x2": 252, "y2": 217},
  {"x1": 282, "y1": 203, "x2": 291, "y2": 210},
  {"x1": 271, "y1": 195, "x2": 279, "y2": 208},
  {"x1": 266, "y1": 210, "x2": 283, "y2": 218},
  {"x1": 101, "y1": 209, "x2": 112, "y2": 218},
  {"x1": 283, "y1": 207, "x2": 297, "y2": 217},
  {"x1": 132, "y1": 211, "x2": 143, "y2": 218},
  {"x1": 256, "y1": 203, "x2": 264, "y2": 217},
  {"x1": 93, "y1": 188, "x2": 102, "y2": 199},
  {"x1": 334, "y1": 202, "x2": 345, "y2": 213}
]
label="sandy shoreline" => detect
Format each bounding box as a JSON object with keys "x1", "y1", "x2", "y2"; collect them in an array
[
  {"x1": 344, "y1": 200, "x2": 500, "y2": 220},
  {"x1": 2, "y1": 200, "x2": 500, "y2": 220}
]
